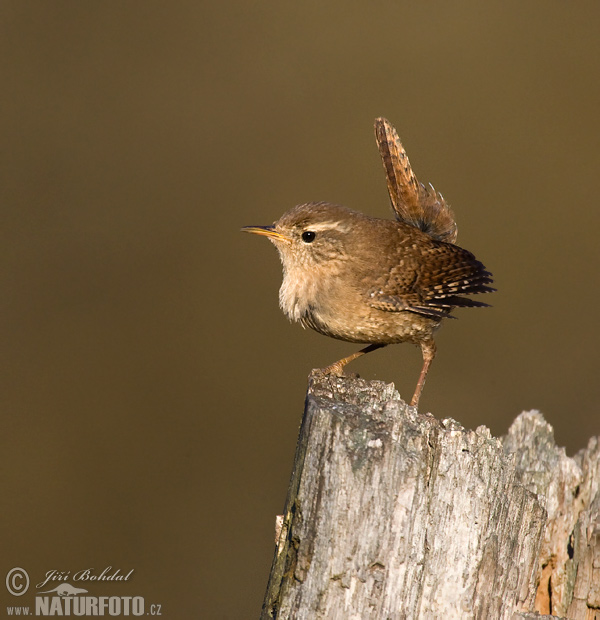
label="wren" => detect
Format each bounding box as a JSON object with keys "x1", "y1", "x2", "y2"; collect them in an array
[{"x1": 242, "y1": 118, "x2": 494, "y2": 407}]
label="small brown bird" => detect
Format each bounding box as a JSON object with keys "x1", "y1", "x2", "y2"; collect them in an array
[{"x1": 242, "y1": 118, "x2": 494, "y2": 407}]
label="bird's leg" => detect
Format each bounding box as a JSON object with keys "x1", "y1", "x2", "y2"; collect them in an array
[
  {"x1": 321, "y1": 344, "x2": 386, "y2": 376},
  {"x1": 410, "y1": 339, "x2": 436, "y2": 407}
]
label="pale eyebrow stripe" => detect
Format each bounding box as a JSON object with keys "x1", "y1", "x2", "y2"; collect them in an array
[{"x1": 304, "y1": 221, "x2": 349, "y2": 232}]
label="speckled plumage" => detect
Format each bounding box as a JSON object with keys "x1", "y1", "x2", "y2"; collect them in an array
[
  {"x1": 271, "y1": 202, "x2": 492, "y2": 347},
  {"x1": 242, "y1": 118, "x2": 494, "y2": 406}
]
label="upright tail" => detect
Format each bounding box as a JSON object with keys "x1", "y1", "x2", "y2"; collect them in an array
[{"x1": 374, "y1": 117, "x2": 458, "y2": 245}]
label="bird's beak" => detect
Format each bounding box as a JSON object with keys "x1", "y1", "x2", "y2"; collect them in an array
[{"x1": 241, "y1": 225, "x2": 291, "y2": 243}]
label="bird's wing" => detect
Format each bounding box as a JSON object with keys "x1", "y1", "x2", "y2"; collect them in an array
[
  {"x1": 374, "y1": 117, "x2": 458, "y2": 244},
  {"x1": 366, "y1": 239, "x2": 494, "y2": 319}
]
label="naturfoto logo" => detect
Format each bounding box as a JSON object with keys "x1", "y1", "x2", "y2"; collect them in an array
[{"x1": 5, "y1": 567, "x2": 162, "y2": 617}]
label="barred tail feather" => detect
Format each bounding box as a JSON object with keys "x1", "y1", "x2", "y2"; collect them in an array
[{"x1": 374, "y1": 117, "x2": 458, "y2": 244}]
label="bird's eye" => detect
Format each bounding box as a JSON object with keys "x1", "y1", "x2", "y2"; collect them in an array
[{"x1": 301, "y1": 231, "x2": 316, "y2": 243}]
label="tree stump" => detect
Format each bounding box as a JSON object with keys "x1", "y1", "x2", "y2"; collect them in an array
[{"x1": 261, "y1": 372, "x2": 600, "y2": 620}]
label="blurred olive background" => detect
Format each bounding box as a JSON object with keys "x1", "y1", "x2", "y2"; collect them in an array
[{"x1": 1, "y1": 2, "x2": 599, "y2": 618}]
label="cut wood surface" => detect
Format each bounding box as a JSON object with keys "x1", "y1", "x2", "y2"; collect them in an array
[{"x1": 261, "y1": 372, "x2": 600, "y2": 620}]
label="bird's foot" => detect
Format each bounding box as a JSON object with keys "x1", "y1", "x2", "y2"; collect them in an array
[{"x1": 320, "y1": 362, "x2": 347, "y2": 376}]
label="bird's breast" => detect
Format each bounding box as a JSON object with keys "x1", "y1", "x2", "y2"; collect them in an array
[
  {"x1": 278, "y1": 267, "x2": 321, "y2": 322},
  {"x1": 279, "y1": 263, "x2": 439, "y2": 345}
]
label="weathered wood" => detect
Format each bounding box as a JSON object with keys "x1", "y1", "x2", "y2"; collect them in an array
[
  {"x1": 504, "y1": 413, "x2": 600, "y2": 618},
  {"x1": 261, "y1": 372, "x2": 600, "y2": 620}
]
